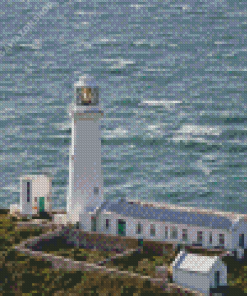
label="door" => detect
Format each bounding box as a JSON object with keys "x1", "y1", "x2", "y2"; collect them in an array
[
  {"x1": 214, "y1": 271, "x2": 220, "y2": 287},
  {"x1": 117, "y1": 219, "x2": 126, "y2": 236},
  {"x1": 138, "y1": 238, "x2": 143, "y2": 247},
  {"x1": 39, "y1": 197, "x2": 45, "y2": 213}
]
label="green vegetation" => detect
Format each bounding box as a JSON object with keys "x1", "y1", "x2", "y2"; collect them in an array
[
  {"x1": 2, "y1": 212, "x2": 247, "y2": 295},
  {"x1": 104, "y1": 248, "x2": 175, "y2": 279},
  {"x1": 0, "y1": 213, "x2": 177, "y2": 295},
  {"x1": 45, "y1": 247, "x2": 117, "y2": 264}
]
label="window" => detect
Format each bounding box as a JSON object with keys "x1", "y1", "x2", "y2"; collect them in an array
[
  {"x1": 136, "y1": 223, "x2": 142, "y2": 235},
  {"x1": 165, "y1": 226, "x2": 169, "y2": 239},
  {"x1": 27, "y1": 182, "x2": 30, "y2": 203},
  {"x1": 105, "y1": 219, "x2": 110, "y2": 230},
  {"x1": 219, "y1": 234, "x2": 224, "y2": 246},
  {"x1": 171, "y1": 226, "x2": 178, "y2": 239},
  {"x1": 91, "y1": 217, "x2": 96, "y2": 232},
  {"x1": 197, "y1": 231, "x2": 203, "y2": 243},
  {"x1": 94, "y1": 187, "x2": 99, "y2": 195},
  {"x1": 150, "y1": 224, "x2": 155, "y2": 236},
  {"x1": 239, "y1": 234, "x2": 244, "y2": 248},
  {"x1": 209, "y1": 232, "x2": 212, "y2": 244},
  {"x1": 182, "y1": 229, "x2": 188, "y2": 241},
  {"x1": 34, "y1": 197, "x2": 37, "y2": 203}
]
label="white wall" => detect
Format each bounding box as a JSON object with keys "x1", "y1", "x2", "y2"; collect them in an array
[
  {"x1": 79, "y1": 212, "x2": 91, "y2": 231},
  {"x1": 173, "y1": 269, "x2": 210, "y2": 294},
  {"x1": 68, "y1": 112, "x2": 103, "y2": 224},
  {"x1": 53, "y1": 214, "x2": 67, "y2": 225},
  {"x1": 20, "y1": 175, "x2": 52, "y2": 215},
  {"x1": 97, "y1": 212, "x2": 231, "y2": 250},
  {"x1": 10, "y1": 204, "x2": 21, "y2": 215},
  {"x1": 209, "y1": 260, "x2": 228, "y2": 288},
  {"x1": 230, "y1": 219, "x2": 247, "y2": 250}
]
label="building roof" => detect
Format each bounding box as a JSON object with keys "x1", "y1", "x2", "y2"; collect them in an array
[
  {"x1": 99, "y1": 198, "x2": 243, "y2": 230},
  {"x1": 173, "y1": 251, "x2": 219, "y2": 273}
]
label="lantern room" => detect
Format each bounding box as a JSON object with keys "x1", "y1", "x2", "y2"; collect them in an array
[{"x1": 74, "y1": 75, "x2": 99, "y2": 106}]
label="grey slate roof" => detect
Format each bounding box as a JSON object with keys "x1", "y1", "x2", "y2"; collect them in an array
[{"x1": 99, "y1": 199, "x2": 236, "y2": 230}]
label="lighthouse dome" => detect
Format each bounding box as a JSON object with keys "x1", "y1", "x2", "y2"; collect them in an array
[{"x1": 74, "y1": 75, "x2": 97, "y2": 88}]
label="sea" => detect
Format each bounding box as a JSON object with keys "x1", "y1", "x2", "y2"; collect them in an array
[{"x1": 0, "y1": 0, "x2": 247, "y2": 214}]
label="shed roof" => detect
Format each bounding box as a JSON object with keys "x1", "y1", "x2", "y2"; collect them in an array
[
  {"x1": 99, "y1": 198, "x2": 241, "y2": 230},
  {"x1": 173, "y1": 251, "x2": 219, "y2": 273}
]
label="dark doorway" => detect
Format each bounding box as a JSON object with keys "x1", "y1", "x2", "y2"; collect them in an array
[{"x1": 215, "y1": 271, "x2": 220, "y2": 287}]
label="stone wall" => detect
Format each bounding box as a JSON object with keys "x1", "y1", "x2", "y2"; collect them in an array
[
  {"x1": 61, "y1": 226, "x2": 179, "y2": 255},
  {"x1": 61, "y1": 227, "x2": 139, "y2": 252}
]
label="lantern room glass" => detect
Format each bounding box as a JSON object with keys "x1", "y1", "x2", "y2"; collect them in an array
[{"x1": 76, "y1": 87, "x2": 99, "y2": 106}]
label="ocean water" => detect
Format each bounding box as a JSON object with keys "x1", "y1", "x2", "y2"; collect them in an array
[{"x1": 0, "y1": 0, "x2": 247, "y2": 213}]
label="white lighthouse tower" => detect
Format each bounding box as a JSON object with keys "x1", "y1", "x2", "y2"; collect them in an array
[{"x1": 67, "y1": 75, "x2": 104, "y2": 224}]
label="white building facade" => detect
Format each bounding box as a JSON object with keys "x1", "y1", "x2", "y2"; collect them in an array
[
  {"x1": 79, "y1": 197, "x2": 247, "y2": 257},
  {"x1": 67, "y1": 75, "x2": 104, "y2": 224}
]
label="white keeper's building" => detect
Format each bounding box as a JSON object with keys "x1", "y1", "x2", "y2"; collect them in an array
[{"x1": 10, "y1": 173, "x2": 52, "y2": 216}]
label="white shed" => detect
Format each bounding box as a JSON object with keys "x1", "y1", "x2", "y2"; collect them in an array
[
  {"x1": 172, "y1": 251, "x2": 227, "y2": 295},
  {"x1": 20, "y1": 174, "x2": 52, "y2": 215}
]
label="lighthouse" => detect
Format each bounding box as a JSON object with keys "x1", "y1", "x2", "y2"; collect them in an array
[{"x1": 67, "y1": 75, "x2": 104, "y2": 224}]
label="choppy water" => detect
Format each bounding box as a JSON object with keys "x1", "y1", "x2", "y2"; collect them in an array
[{"x1": 0, "y1": 0, "x2": 247, "y2": 213}]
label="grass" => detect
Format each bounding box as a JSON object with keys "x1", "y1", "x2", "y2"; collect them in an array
[
  {"x1": 45, "y1": 247, "x2": 117, "y2": 264},
  {"x1": 31, "y1": 235, "x2": 118, "y2": 264},
  {"x1": 104, "y1": 248, "x2": 176, "y2": 279}
]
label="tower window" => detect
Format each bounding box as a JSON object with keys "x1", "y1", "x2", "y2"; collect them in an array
[
  {"x1": 94, "y1": 187, "x2": 99, "y2": 195},
  {"x1": 27, "y1": 182, "x2": 30, "y2": 203}
]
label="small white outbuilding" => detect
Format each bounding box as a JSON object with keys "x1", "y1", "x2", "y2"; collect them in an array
[
  {"x1": 172, "y1": 251, "x2": 227, "y2": 295},
  {"x1": 10, "y1": 174, "x2": 53, "y2": 216},
  {"x1": 21, "y1": 174, "x2": 52, "y2": 215}
]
